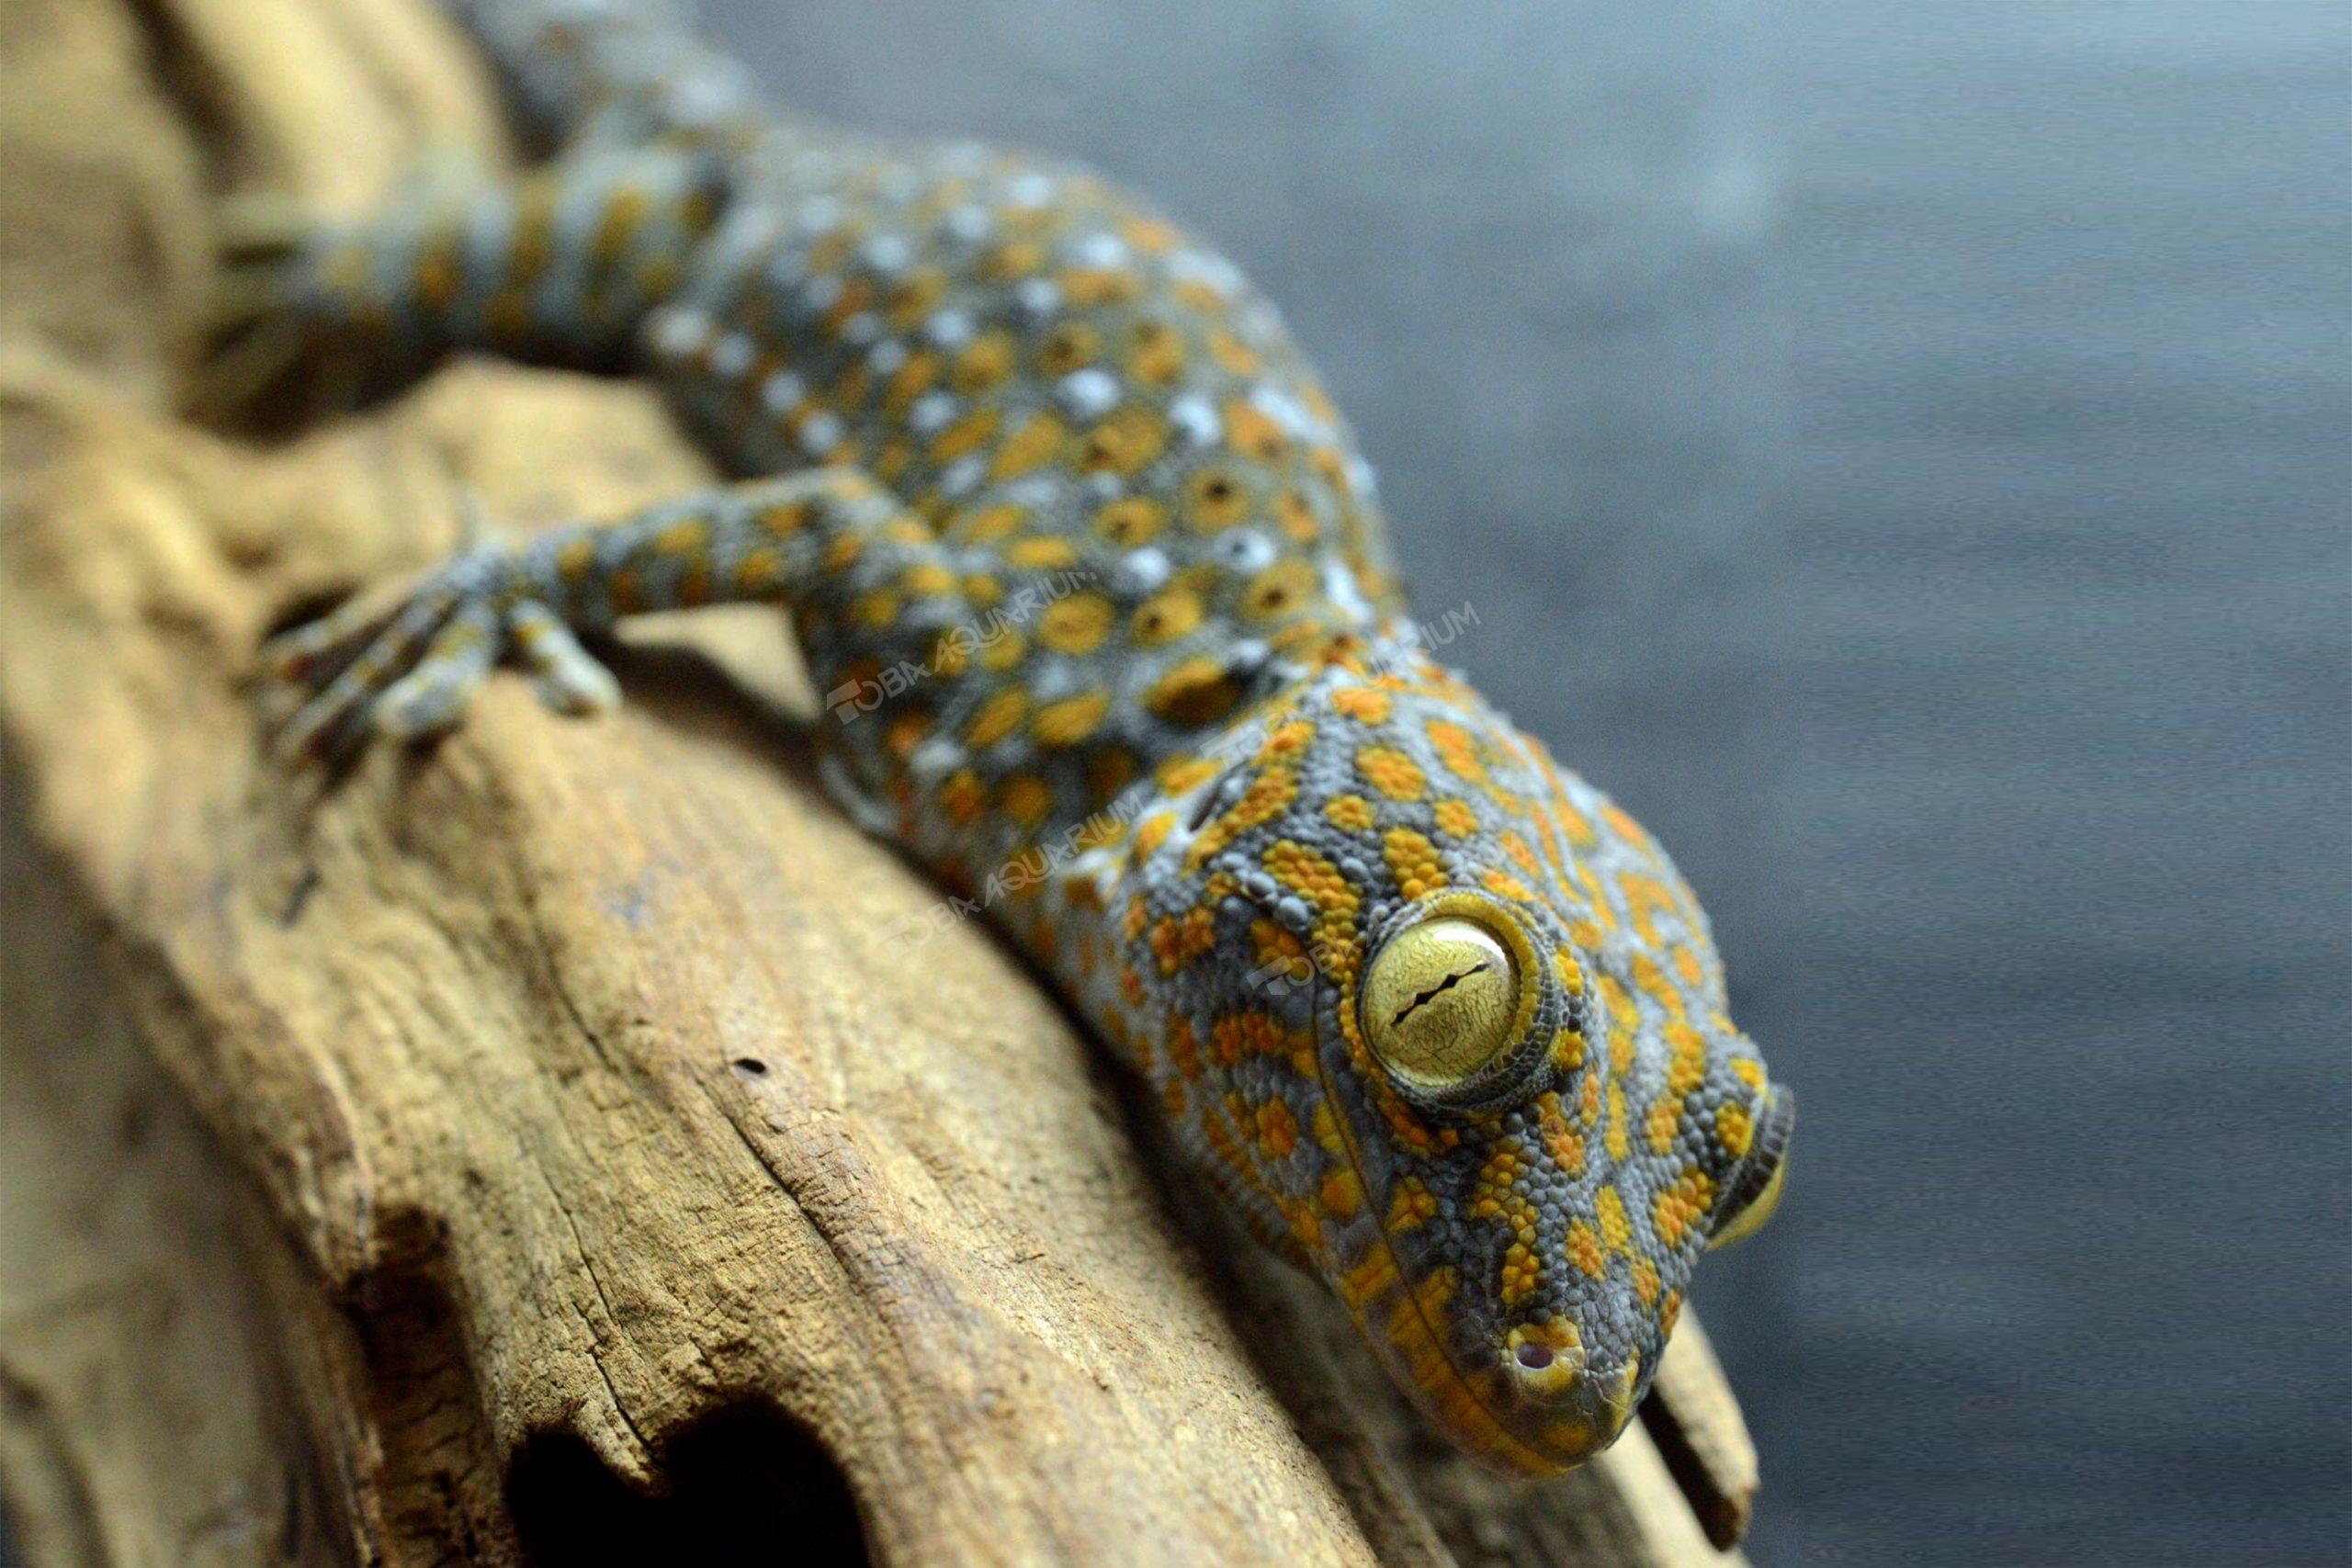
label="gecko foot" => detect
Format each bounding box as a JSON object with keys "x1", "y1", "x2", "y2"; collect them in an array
[{"x1": 261, "y1": 541, "x2": 617, "y2": 765}]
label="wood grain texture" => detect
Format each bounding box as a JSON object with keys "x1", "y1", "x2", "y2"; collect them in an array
[{"x1": 0, "y1": 0, "x2": 1756, "y2": 1562}]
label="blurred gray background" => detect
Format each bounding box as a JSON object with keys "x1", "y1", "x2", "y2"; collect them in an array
[{"x1": 704, "y1": 2, "x2": 2350, "y2": 1562}]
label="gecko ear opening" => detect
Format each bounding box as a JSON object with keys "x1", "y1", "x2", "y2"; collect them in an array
[{"x1": 1709, "y1": 1086, "x2": 1794, "y2": 1250}]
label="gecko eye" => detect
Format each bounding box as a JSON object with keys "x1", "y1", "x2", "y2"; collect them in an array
[
  {"x1": 1709, "y1": 1086, "x2": 1794, "y2": 1250},
  {"x1": 1361, "y1": 916, "x2": 1524, "y2": 1095}
]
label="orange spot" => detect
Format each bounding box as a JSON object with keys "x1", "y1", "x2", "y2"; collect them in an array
[
  {"x1": 1077, "y1": 407, "x2": 1167, "y2": 475},
  {"x1": 1095, "y1": 496, "x2": 1166, "y2": 546},
  {"x1": 967, "y1": 689, "x2": 1029, "y2": 748},
  {"x1": 1243, "y1": 558, "x2": 1317, "y2": 622},
  {"x1": 1567, "y1": 1221, "x2": 1607, "y2": 1279},
  {"x1": 1549, "y1": 1029, "x2": 1586, "y2": 1072},
  {"x1": 1597, "y1": 1186, "x2": 1632, "y2": 1253},
  {"x1": 1038, "y1": 594, "x2": 1114, "y2": 657},
  {"x1": 1334, "y1": 685, "x2": 1392, "y2": 725},
  {"x1": 1537, "y1": 1093, "x2": 1587, "y2": 1176},
  {"x1": 1150, "y1": 907, "x2": 1218, "y2": 975},
  {"x1": 1128, "y1": 319, "x2": 1185, "y2": 384},
  {"x1": 1383, "y1": 828, "x2": 1447, "y2": 900},
  {"x1": 957, "y1": 503, "x2": 1026, "y2": 545},
  {"x1": 1223, "y1": 397, "x2": 1288, "y2": 461},
  {"x1": 1652, "y1": 1168, "x2": 1717, "y2": 1250},
  {"x1": 1132, "y1": 589, "x2": 1203, "y2": 647},
  {"x1": 1061, "y1": 266, "x2": 1140, "y2": 307},
  {"x1": 1716, "y1": 1101, "x2": 1754, "y2": 1158},
  {"x1": 1038, "y1": 321, "x2": 1101, "y2": 374},
  {"x1": 1001, "y1": 773, "x2": 1054, "y2": 826},
  {"x1": 1208, "y1": 327, "x2": 1261, "y2": 373},
  {"x1": 1185, "y1": 468, "x2": 1251, "y2": 531},
  {"x1": 954, "y1": 329, "x2": 1017, "y2": 390},
  {"x1": 900, "y1": 561, "x2": 955, "y2": 599},
  {"x1": 978, "y1": 627, "x2": 1026, "y2": 671},
  {"x1": 1032, "y1": 690, "x2": 1111, "y2": 747},
  {"x1": 992, "y1": 412, "x2": 1069, "y2": 479},
  {"x1": 1357, "y1": 746, "x2": 1426, "y2": 802},
  {"x1": 1005, "y1": 536, "x2": 1079, "y2": 570},
  {"x1": 940, "y1": 770, "x2": 986, "y2": 826},
  {"x1": 1273, "y1": 489, "x2": 1318, "y2": 542},
  {"x1": 932, "y1": 407, "x2": 1001, "y2": 462}
]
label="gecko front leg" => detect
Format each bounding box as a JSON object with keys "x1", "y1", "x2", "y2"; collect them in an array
[{"x1": 263, "y1": 468, "x2": 952, "y2": 761}]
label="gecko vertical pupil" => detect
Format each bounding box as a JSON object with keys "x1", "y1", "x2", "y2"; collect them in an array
[{"x1": 1360, "y1": 916, "x2": 1522, "y2": 1092}]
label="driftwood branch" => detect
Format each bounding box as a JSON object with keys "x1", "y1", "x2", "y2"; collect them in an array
[{"x1": 0, "y1": 1, "x2": 1758, "y2": 1562}]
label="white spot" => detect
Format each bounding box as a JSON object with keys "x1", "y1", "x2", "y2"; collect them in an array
[
  {"x1": 800, "y1": 273, "x2": 843, "y2": 311},
  {"x1": 1026, "y1": 658, "x2": 1080, "y2": 704},
  {"x1": 725, "y1": 206, "x2": 785, "y2": 256},
  {"x1": 924, "y1": 309, "x2": 975, "y2": 348},
  {"x1": 1116, "y1": 547, "x2": 1171, "y2": 593},
  {"x1": 940, "y1": 455, "x2": 988, "y2": 497},
  {"x1": 669, "y1": 69, "x2": 745, "y2": 127},
  {"x1": 1346, "y1": 455, "x2": 1379, "y2": 497},
  {"x1": 794, "y1": 197, "x2": 843, "y2": 235},
  {"x1": 1083, "y1": 471, "x2": 1125, "y2": 502},
  {"x1": 877, "y1": 166, "x2": 921, "y2": 202},
  {"x1": 1004, "y1": 172, "x2": 1057, "y2": 209},
  {"x1": 1169, "y1": 250, "x2": 1243, "y2": 296},
  {"x1": 868, "y1": 339, "x2": 909, "y2": 374},
  {"x1": 839, "y1": 310, "x2": 881, "y2": 344},
  {"x1": 1322, "y1": 553, "x2": 1374, "y2": 622},
  {"x1": 861, "y1": 233, "x2": 912, "y2": 274},
  {"x1": 1014, "y1": 278, "x2": 1062, "y2": 318},
  {"x1": 1064, "y1": 844, "x2": 1125, "y2": 905},
  {"x1": 1238, "y1": 300, "x2": 1286, "y2": 343},
  {"x1": 646, "y1": 307, "x2": 711, "y2": 359},
  {"x1": 1057, "y1": 368, "x2": 1121, "y2": 421},
  {"x1": 910, "y1": 391, "x2": 958, "y2": 434},
  {"x1": 710, "y1": 333, "x2": 755, "y2": 378},
  {"x1": 1250, "y1": 383, "x2": 1319, "y2": 439},
  {"x1": 1169, "y1": 395, "x2": 1221, "y2": 446},
  {"x1": 942, "y1": 141, "x2": 989, "y2": 174},
  {"x1": 798, "y1": 411, "x2": 844, "y2": 455},
  {"x1": 760, "y1": 370, "x2": 806, "y2": 414},
  {"x1": 910, "y1": 736, "x2": 967, "y2": 780},
  {"x1": 1068, "y1": 231, "x2": 1130, "y2": 269},
  {"x1": 1214, "y1": 529, "x2": 1276, "y2": 573},
  {"x1": 1004, "y1": 473, "x2": 1069, "y2": 510},
  {"x1": 942, "y1": 206, "x2": 992, "y2": 244}
]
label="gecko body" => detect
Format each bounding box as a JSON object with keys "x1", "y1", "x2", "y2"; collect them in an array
[{"x1": 236, "y1": 0, "x2": 1792, "y2": 1475}]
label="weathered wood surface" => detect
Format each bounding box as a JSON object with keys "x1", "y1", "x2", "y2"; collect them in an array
[{"x1": 0, "y1": 0, "x2": 1758, "y2": 1562}]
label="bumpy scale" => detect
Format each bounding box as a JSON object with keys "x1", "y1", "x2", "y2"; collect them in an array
[{"x1": 232, "y1": 0, "x2": 1794, "y2": 1475}]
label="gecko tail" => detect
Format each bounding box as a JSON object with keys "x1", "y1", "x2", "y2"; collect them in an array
[{"x1": 439, "y1": 0, "x2": 766, "y2": 149}]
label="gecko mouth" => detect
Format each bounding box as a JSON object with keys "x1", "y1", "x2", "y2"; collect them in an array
[{"x1": 1306, "y1": 1048, "x2": 1634, "y2": 1474}]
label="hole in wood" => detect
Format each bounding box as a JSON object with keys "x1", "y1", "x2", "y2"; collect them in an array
[{"x1": 509, "y1": 1402, "x2": 870, "y2": 1566}]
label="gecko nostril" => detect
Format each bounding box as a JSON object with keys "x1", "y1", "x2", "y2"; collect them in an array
[{"x1": 1514, "y1": 1342, "x2": 1555, "y2": 1371}]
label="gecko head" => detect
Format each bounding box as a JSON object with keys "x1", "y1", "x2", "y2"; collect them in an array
[{"x1": 1134, "y1": 651, "x2": 1790, "y2": 1475}]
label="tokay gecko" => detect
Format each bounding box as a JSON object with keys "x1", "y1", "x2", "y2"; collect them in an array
[{"x1": 226, "y1": 0, "x2": 1794, "y2": 1475}]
